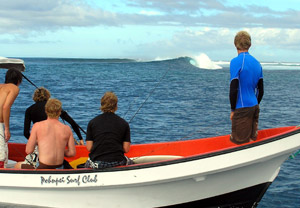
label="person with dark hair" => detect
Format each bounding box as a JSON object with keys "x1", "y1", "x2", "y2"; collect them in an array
[
  {"x1": 0, "y1": 69, "x2": 22, "y2": 168},
  {"x1": 5, "y1": 68, "x2": 23, "y2": 85},
  {"x1": 229, "y1": 31, "x2": 264, "y2": 144},
  {"x1": 85, "y1": 91, "x2": 132, "y2": 169},
  {"x1": 15, "y1": 99, "x2": 76, "y2": 169}
]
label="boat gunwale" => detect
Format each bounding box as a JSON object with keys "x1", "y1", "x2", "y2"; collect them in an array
[{"x1": 2, "y1": 126, "x2": 300, "y2": 175}]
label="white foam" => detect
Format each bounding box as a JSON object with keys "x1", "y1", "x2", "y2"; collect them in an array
[{"x1": 190, "y1": 53, "x2": 222, "y2": 70}]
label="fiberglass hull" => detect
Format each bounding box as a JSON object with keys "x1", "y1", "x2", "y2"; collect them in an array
[{"x1": 1, "y1": 126, "x2": 299, "y2": 208}]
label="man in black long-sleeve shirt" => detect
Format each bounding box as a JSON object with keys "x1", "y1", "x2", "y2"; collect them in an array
[{"x1": 24, "y1": 87, "x2": 84, "y2": 143}]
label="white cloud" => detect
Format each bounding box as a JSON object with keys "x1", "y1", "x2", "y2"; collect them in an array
[
  {"x1": 139, "y1": 10, "x2": 162, "y2": 16},
  {"x1": 132, "y1": 27, "x2": 300, "y2": 61},
  {"x1": 1, "y1": 0, "x2": 300, "y2": 61},
  {"x1": 1, "y1": 0, "x2": 300, "y2": 36},
  {"x1": 0, "y1": 0, "x2": 120, "y2": 35}
]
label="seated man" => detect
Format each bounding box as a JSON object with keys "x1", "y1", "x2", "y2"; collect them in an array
[
  {"x1": 23, "y1": 87, "x2": 84, "y2": 167},
  {"x1": 85, "y1": 91, "x2": 132, "y2": 169},
  {"x1": 15, "y1": 98, "x2": 76, "y2": 169}
]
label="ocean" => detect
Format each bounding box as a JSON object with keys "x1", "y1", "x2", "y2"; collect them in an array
[{"x1": 1, "y1": 55, "x2": 300, "y2": 207}]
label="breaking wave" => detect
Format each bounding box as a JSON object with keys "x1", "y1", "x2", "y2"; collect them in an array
[
  {"x1": 188, "y1": 53, "x2": 222, "y2": 70},
  {"x1": 152, "y1": 53, "x2": 222, "y2": 70}
]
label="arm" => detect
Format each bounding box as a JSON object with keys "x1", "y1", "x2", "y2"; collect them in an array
[
  {"x1": 229, "y1": 79, "x2": 239, "y2": 111},
  {"x1": 23, "y1": 108, "x2": 31, "y2": 140},
  {"x1": 86, "y1": 141, "x2": 93, "y2": 152},
  {"x1": 85, "y1": 121, "x2": 93, "y2": 151},
  {"x1": 26, "y1": 123, "x2": 38, "y2": 154},
  {"x1": 123, "y1": 141, "x2": 130, "y2": 153},
  {"x1": 229, "y1": 79, "x2": 239, "y2": 120},
  {"x1": 64, "y1": 127, "x2": 76, "y2": 157},
  {"x1": 257, "y1": 78, "x2": 264, "y2": 104},
  {"x1": 3, "y1": 86, "x2": 19, "y2": 142}
]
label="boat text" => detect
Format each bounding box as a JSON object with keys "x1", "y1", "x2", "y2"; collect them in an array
[{"x1": 40, "y1": 175, "x2": 98, "y2": 186}]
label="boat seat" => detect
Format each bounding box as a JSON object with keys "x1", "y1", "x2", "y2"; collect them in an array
[
  {"x1": 69, "y1": 155, "x2": 184, "y2": 168},
  {"x1": 131, "y1": 155, "x2": 183, "y2": 164}
]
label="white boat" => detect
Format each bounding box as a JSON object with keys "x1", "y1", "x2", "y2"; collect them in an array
[
  {"x1": 0, "y1": 57, "x2": 25, "y2": 71},
  {"x1": 2, "y1": 126, "x2": 300, "y2": 208}
]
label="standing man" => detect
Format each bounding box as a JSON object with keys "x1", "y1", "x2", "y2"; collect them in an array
[
  {"x1": 15, "y1": 98, "x2": 76, "y2": 169},
  {"x1": 0, "y1": 69, "x2": 22, "y2": 168},
  {"x1": 85, "y1": 91, "x2": 132, "y2": 169},
  {"x1": 229, "y1": 31, "x2": 264, "y2": 144}
]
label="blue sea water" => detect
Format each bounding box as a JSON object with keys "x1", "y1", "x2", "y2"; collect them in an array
[{"x1": 1, "y1": 57, "x2": 300, "y2": 207}]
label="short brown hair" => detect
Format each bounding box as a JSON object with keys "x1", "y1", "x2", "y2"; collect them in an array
[
  {"x1": 234, "y1": 31, "x2": 251, "y2": 50},
  {"x1": 33, "y1": 87, "x2": 51, "y2": 102},
  {"x1": 45, "y1": 98, "x2": 62, "y2": 118},
  {"x1": 100, "y1": 92, "x2": 118, "y2": 113}
]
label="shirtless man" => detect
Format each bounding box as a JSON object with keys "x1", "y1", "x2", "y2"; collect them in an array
[
  {"x1": 15, "y1": 98, "x2": 76, "y2": 169},
  {"x1": 0, "y1": 69, "x2": 22, "y2": 168}
]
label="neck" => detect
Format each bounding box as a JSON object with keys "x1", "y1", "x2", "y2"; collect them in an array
[
  {"x1": 237, "y1": 50, "x2": 248, "y2": 54},
  {"x1": 47, "y1": 117, "x2": 59, "y2": 120}
]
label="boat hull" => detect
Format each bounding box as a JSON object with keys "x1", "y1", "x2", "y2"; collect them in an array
[
  {"x1": 1, "y1": 126, "x2": 300, "y2": 207},
  {"x1": 0, "y1": 157, "x2": 283, "y2": 208}
]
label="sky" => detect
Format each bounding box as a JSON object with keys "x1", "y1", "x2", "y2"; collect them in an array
[{"x1": 1, "y1": 0, "x2": 300, "y2": 62}]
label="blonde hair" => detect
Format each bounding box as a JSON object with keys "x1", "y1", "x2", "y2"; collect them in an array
[
  {"x1": 100, "y1": 92, "x2": 118, "y2": 113},
  {"x1": 33, "y1": 87, "x2": 51, "y2": 102},
  {"x1": 234, "y1": 31, "x2": 251, "y2": 50},
  {"x1": 45, "y1": 98, "x2": 62, "y2": 118}
]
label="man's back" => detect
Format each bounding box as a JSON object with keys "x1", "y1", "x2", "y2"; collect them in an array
[
  {"x1": 0, "y1": 83, "x2": 20, "y2": 143},
  {"x1": 87, "y1": 112, "x2": 130, "y2": 162},
  {"x1": 0, "y1": 83, "x2": 19, "y2": 122},
  {"x1": 28, "y1": 118, "x2": 76, "y2": 166},
  {"x1": 230, "y1": 52, "x2": 263, "y2": 109}
]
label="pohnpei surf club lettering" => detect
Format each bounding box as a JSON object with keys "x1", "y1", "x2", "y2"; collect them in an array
[{"x1": 41, "y1": 175, "x2": 98, "y2": 186}]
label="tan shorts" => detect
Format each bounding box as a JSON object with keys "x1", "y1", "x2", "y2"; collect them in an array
[{"x1": 230, "y1": 105, "x2": 260, "y2": 144}]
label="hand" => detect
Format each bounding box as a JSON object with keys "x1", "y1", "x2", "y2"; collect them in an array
[
  {"x1": 230, "y1": 111, "x2": 234, "y2": 120},
  {"x1": 79, "y1": 140, "x2": 85, "y2": 145},
  {"x1": 4, "y1": 129, "x2": 10, "y2": 142}
]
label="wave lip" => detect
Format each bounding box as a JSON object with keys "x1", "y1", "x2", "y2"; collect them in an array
[{"x1": 189, "y1": 53, "x2": 222, "y2": 70}]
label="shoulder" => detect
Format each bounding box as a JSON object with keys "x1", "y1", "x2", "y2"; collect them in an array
[
  {"x1": 89, "y1": 114, "x2": 101, "y2": 123},
  {"x1": 248, "y1": 54, "x2": 261, "y2": 65},
  {"x1": 55, "y1": 120, "x2": 72, "y2": 132},
  {"x1": 63, "y1": 123, "x2": 72, "y2": 132},
  {"x1": 7, "y1": 83, "x2": 19, "y2": 92},
  {"x1": 1, "y1": 83, "x2": 19, "y2": 93},
  {"x1": 230, "y1": 57, "x2": 243, "y2": 73},
  {"x1": 32, "y1": 120, "x2": 43, "y2": 129},
  {"x1": 114, "y1": 114, "x2": 129, "y2": 126},
  {"x1": 244, "y1": 54, "x2": 262, "y2": 70},
  {"x1": 26, "y1": 103, "x2": 37, "y2": 111},
  {"x1": 230, "y1": 56, "x2": 242, "y2": 67}
]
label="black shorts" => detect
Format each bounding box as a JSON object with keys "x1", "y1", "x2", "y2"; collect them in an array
[
  {"x1": 231, "y1": 105, "x2": 260, "y2": 144},
  {"x1": 21, "y1": 161, "x2": 63, "y2": 169}
]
